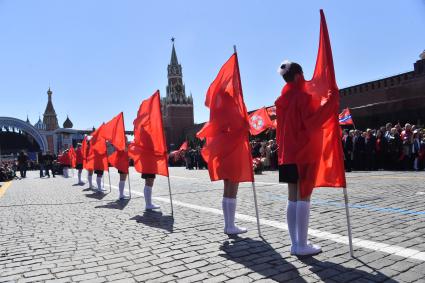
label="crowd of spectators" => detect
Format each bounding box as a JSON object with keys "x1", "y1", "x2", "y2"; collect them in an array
[
  {"x1": 342, "y1": 123, "x2": 425, "y2": 171},
  {"x1": 0, "y1": 160, "x2": 17, "y2": 182}
]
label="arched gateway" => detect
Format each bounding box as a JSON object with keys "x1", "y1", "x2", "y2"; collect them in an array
[{"x1": 0, "y1": 117, "x2": 47, "y2": 152}]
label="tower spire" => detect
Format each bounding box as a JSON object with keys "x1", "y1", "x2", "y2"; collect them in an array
[{"x1": 170, "y1": 37, "x2": 178, "y2": 65}]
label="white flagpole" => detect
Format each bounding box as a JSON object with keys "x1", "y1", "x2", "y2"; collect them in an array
[
  {"x1": 343, "y1": 186, "x2": 354, "y2": 257},
  {"x1": 251, "y1": 181, "x2": 262, "y2": 237},
  {"x1": 127, "y1": 174, "x2": 132, "y2": 199},
  {"x1": 167, "y1": 175, "x2": 174, "y2": 216}
]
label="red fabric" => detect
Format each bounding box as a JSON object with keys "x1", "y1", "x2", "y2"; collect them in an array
[
  {"x1": 58, "y1": 153, "x2": 71, "y2": 166},
  {"x1": 275, "y1": 10, "x2": 346, "y2": 198},
  {"x1": 179, "y1": 141, "x2": 188, "y2": 151},
  {"x1": 128, "y1": 91, "x2": 169, "y2": 176},
  {"x1": 249, "y1": 107, "x2": 273, "y2": 136},
  {"x1": 108, "y1": 150, "x2": 129, "y2": 174},
  {"x1": 68, "y1": 146, "x2": 77, "y2": 168},
  {"x1": 76, "y1": 147, "x2": 84, "y2": 165},
  {"x1": 196, "y1": 53, "x2": 253, "y2": 183},
  {"x1": 100, "y1": 112, "x2": 126, "y2": 151},
  {"x1": 85, "y1": 125, "x2": 109, "y2": 171}
]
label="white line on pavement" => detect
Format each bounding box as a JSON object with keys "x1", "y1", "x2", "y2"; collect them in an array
[{"x1": 75, "y1": 175, "x2": 425, "y2": 262}]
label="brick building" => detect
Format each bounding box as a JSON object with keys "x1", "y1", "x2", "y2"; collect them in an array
[{"x1": 339, "y1": 51, "x2": 425, "y2": 128}]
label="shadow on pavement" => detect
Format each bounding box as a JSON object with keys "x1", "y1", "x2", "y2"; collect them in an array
[
  {"x1": 85, "y1": 192, "x2": 108, "y2": 200},
  {"x1": 220, "y1": 237, "x2": 398, "y2": 282},
  {"x1": 130, "y1": 211, "x2": 174, "y2": 233},
  {"x1": 72, "y1": 183, "x2": 85, "y2": 187},
  {"x1": 95, "y1": 199, "x2": 130, "y2": 210},
  {"x1": 298, "y1": 255, "x2": 397, "y2": 282},
  {"x1": 82, "y1": 187, "x2": 93, "y2": 192},
  {"x1": 220, "y1": 237, "x2": 307, "y2": 282}
]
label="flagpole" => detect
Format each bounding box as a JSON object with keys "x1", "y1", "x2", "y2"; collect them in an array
[
  {"x1": 127, "y1": 173, "x2": 132, "y2": 199},
  {"x1": 234, "y1": 43, "x2": 261, "y2": 237},
  {"x1": 251, "y1": 181, "x2": 262, "y2": 237},
  {"x1": 343, "y1": 186, "x2": 354, "y2": 257},
  {"x1": 167, "y1": 175, "x2": 174, "y2": 216}
]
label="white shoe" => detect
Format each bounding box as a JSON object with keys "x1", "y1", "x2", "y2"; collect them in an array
[
  {"x1": 225, "y1": 226, "x2": 247, "y2": 235},
  {"x1": 290, "y1": 244, "x2": 297, "y2": 255},
  {"x1": 119, "y1": 195, "x2": 130, "y2": 200},
  {"x1": 145, "y1": 203, "x2": 160, "y2": 210},
  {"x1": 295, "y1": 243, "x2": 322, "y2": 256}
]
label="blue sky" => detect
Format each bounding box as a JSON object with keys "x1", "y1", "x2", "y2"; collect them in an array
[{"x1": 0, "y1": 1, "x2": 424, "y2": 130}]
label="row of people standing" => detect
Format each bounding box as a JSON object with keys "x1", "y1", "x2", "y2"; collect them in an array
[{"x1": 342, "y1": 123, "x2": 425, "y2": 171}]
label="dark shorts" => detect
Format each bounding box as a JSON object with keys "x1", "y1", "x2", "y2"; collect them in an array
[
  {"x1": 76, "y1": 164, "x2": 83, "y2": 170},
  {"x1": 279, "y1": 164, "x2": 299, "y2": 183},
  {"x1": 141, "y1": 173, "x2": 156, "y2": 179},
  {"x1": 95, "y1": 170, "x2": 104, "y2": 176}
]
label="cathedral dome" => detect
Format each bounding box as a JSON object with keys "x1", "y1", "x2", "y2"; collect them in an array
[
  {"x1": 63, "y1": 116, "x2": 73, "y2": 128},
  {"x1": 34, "y1": 117, "x2": 46, "y2": 130}
]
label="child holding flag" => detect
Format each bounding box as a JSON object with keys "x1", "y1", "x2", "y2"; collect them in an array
[{"x1": 275, "y1": 10, "x2": 346, "y2": 256}]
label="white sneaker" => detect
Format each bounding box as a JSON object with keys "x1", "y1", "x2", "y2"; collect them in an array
[
  {"x1": 119, "y1": 195, "x2": 130, "y2": 200},
  {"x1": 225, "y1": 226, "x2": 247, "y2": 235},
  {"x1": 145, "y1": 204, "x2": 160, "y2": 210},
  {"x1": 296, "y1": 243, "x2": 322, "y2": 256}
]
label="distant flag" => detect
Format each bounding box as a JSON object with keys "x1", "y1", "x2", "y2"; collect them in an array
[
  {"x1": 249, "y1": 107, "x2": 273, "y2": 136},
  {"x1": 339, "y1": 108, "x2": 354, "y2": 126},
  {"x1": 179, "y1": 141, "x2": 188, "y2": 151}
]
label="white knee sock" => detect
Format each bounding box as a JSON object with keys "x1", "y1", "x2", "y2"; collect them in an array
[
  {"x1": 222, "y1": 198, "x2": 229, "y2": 230},
  {"x1": 144, "y1": 186, "x2": 152, "y2": 206},
  {"x1": 296, "y1": 201, "x2": 311, "y2": 248},
  {"x1": 78, "y1": 171, "x2": 82, "y2": 183},
  {"x1": 119, "y1": 181, "x2": 125, "y2": 197},
  {"x1": 286, "y1": 200, "x2": 297, "y2": 246},
  {"x1": 88, "y1": 174, "x2": 93, "y2": 188},
  {"x1": 96, "y1": 176, "x2": 102, "y2": 190},
  {"x1": 223, "y1": 197, "x2": 236, "y2": 229}
]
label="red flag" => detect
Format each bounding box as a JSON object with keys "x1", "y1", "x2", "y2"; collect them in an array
[
  {"x1": 68, "y1": 146, "x2": 77, "y2": 168},
  {"x1": 85, "y1": 125, "x2": 109, "y2": 171},
  {"x1": 108, "y1": 150, "x2": 129, "y2": 174},
  {"x1": 179, "y1": 141, "x2": 188, "y2": 151},
  {"x1": 128, "y1": 91, "x2": 169, "y2": 176},
  {"x1": 249, "y1": 107, "x2": 273, "y2": 135},
  {"x1": 100, "y1": 112, "x2": 126, "y2": 151},
  {"x1": 339, "y1": 108, "x2": 354, "y2": 126},
  {"x1": 297, "y1": 10, "x2": 346, "y2": 197},
  {"x1": 196, "y1": 53, "x2": 253, "y2": 183}
]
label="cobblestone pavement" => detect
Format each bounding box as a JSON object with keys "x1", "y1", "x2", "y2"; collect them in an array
[{"x1": 1, "y1": 168, "x2": 425, "y2": 283}]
